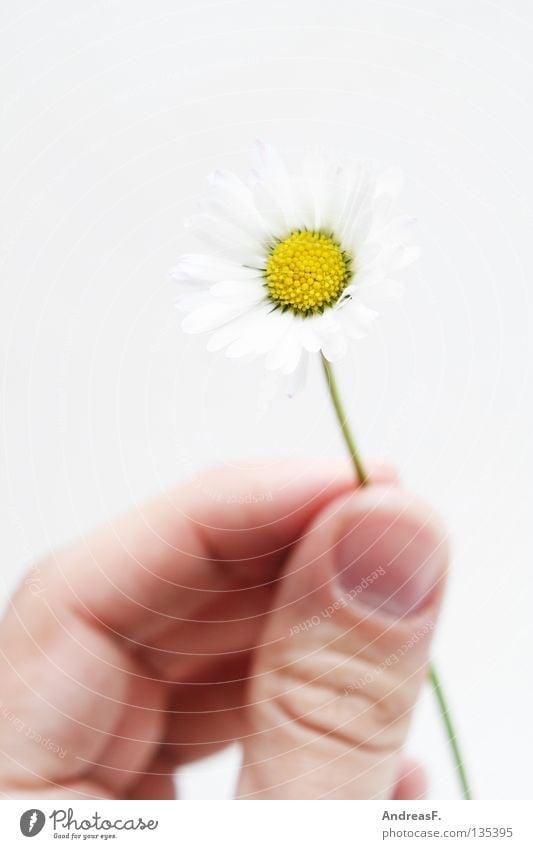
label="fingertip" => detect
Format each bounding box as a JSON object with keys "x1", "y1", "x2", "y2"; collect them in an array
[
  {"x1": 333, "y1": 486, "x2": 449, "y2": 619},
  {"x1": 392, "y1": 758, "x2": 427, "y2": 800}
]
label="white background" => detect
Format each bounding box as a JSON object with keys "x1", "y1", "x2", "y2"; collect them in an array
[{"x1": 1, "y1": 0, "x2": 532, "y2": 800}]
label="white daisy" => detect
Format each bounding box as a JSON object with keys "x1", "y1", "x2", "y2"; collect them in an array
[{"x1": 171, "y1": 142, "x2": 418, "y2": 391}]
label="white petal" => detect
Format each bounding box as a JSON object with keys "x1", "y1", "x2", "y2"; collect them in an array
[
  {"x1": 399, "y1": 245, "x2": 421, "y2": 267},
  {"x1": 369, "y1": 194, "x2": 395, "y2": 232},
  {"x1": 174, "y1": 288, "x2": 212, "y2": 311},
  {"x1": 309, "y1": 312, "x2": 349, "y2": 360},
  {"x1": 297, "y1": 151, "x2": 335, "y2": 231},
  {"x1": 348, "y1": 269, "x2": 405, "y2": 307},
  {"x1": 281, "y1": 340, "x2": 303, "y2": 374},
  {"x1": 355, "y1": 241, "x2": 382, "y2": 270},
  {"x1": 252, "y1": 307, "x2": 293, "y2": 354},
  {"x1": 339, "y1": 300, "x2": 378, "y2": 338},
  {"x1": 348, "y1": 206, "x2": 375, "y2": 253},
  {"x1": 347, "y1": 265, "x2": 385, "y2": 293},
  {"x1": 223, "y1": 304, "x2": 279, "y2": 358},
  {"x1": 186, "y1": 214, "x2": 266, "y2": 266},
  {"x1": 252, "y1": 182, "x2": 292, "y2": 238},
  {"x1": 206, "y1": 169, "x2": 272, "y2": 243},
  {"x1": 378, "y1": 278, "x2": 405, "y2": 299},
  {"x1": 286, "y1": 351, "x2": 309, "y2": 396},
  {"x1": 379, "y1": 215, "x2": 417, "y2": 245},
  {"x1": 320, "y1": 331, "x2": 348, "y2": 362},
  {"x1": 252, "y1": 141, "x2": 298, "y2": 233},
  {"x1": 170, "y1": 253, "x2": 263, "y2": 282},
  {"x1": 205, "y1": 302, "x2": 284, "y2": 358},
  {"x1": 206, "y1": 311, "x2": 258, "y2": 352},
  {"x1": 298, "y1": 320, "x2": 323, "y2": 353},
  {"x1": 182, "y1": 300, "x2": 253, "y2": 334},
  {"x1": 334, "y1": 165, "x2": 375, "y2": 244},
  {"x1": 210, "y1": 279, "x2": 265, "y2": 303},
  {"x1": 225, "y1": 336, "x2": 257, "y2": 359},
  {"x1": 265, "y1": 325, "x2": 302, "y2": 373},
  {"x1": 387, "y1": 243, "x2": 421, "y2": 271}
]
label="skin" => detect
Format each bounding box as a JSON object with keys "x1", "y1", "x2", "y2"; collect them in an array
[{"x1": 0, "y1": 462, "x2": 447, "y2": 799}]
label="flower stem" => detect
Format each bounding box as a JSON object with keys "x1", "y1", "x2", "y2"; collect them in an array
[
  {"x1": 320, "y1": 354, "x2": 473, "y2": 801},
  {"x1": 320, "y1": 357, "x2": 370, "y2": 487},
  {"x1": 428, "y1": 664, "x2": 472, "y2": 800}
]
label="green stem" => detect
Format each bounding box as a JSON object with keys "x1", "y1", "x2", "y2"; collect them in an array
[
  {"x1": 321, "y1": 354, "x2": 473, "y2": 801},
  {"x1": 321, "y1": 357, "x2": 370, "y2": 487},
  {"x1": 429, "y1": 664, "x2": 472, "y2": 800}
]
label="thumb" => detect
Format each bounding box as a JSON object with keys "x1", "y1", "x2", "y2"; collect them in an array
[{"x1": 237, "y1": 485, "x2": 448, "y2": 799}]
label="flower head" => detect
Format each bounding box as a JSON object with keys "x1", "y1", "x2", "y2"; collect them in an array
[{"x1": 171, "y1": 142, "x2": 418, "y2": 389}]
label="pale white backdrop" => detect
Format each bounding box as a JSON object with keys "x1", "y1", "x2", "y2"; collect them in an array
[{"x1": 1, "y1": 0, "x2": 532, "y2": 800}]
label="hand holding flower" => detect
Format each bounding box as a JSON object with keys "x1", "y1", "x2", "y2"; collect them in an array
[{"x1": 0, "y1": 464, "x2": 445, "y2": 799}]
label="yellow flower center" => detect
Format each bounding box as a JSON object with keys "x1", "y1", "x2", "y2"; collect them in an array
[{"x1": 265, "y1": 230, "x2": 352, "y2": 315}]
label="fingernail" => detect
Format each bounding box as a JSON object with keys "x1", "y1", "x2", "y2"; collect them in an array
[{"x1": 334, "y1": 490, "x2": 448, "y2": 617}]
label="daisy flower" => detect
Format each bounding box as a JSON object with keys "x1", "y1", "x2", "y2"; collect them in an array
[{"x1": 171, "y1": 142, "x2": 418, "y2": 390}]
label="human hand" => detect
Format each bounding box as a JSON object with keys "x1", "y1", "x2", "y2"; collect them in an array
[{"x1": 0, "y1": 462, "x2": 447, "y2": 799}]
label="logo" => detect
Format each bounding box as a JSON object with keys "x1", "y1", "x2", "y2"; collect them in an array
[{"x1": 20, "y1": 809, "x2": 45, "y2": 837}]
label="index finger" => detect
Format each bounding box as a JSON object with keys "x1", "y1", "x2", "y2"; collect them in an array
[{"x1": 23, "y1": 461, "x2": 395, "y2": 640}]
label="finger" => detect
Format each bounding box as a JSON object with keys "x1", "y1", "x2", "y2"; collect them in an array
[
  {"x1": 237, "y1": 485, "x2": 448, "y2": 799},
  {"x1": 392, "y1": 758, "x2": 427, "y2": 800},
  {"x1": 7, "y1": 462, "x2": 394, "y2": 656},
  {"x1": 128, "y1": 753, "x2": 177, "y2": 800},
  {"x1": 0, "y1": 614, "x2": 152, "y2": 795},
  {"x1": 85, "y1": 664, "x2": 167, "y2": 794}
]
